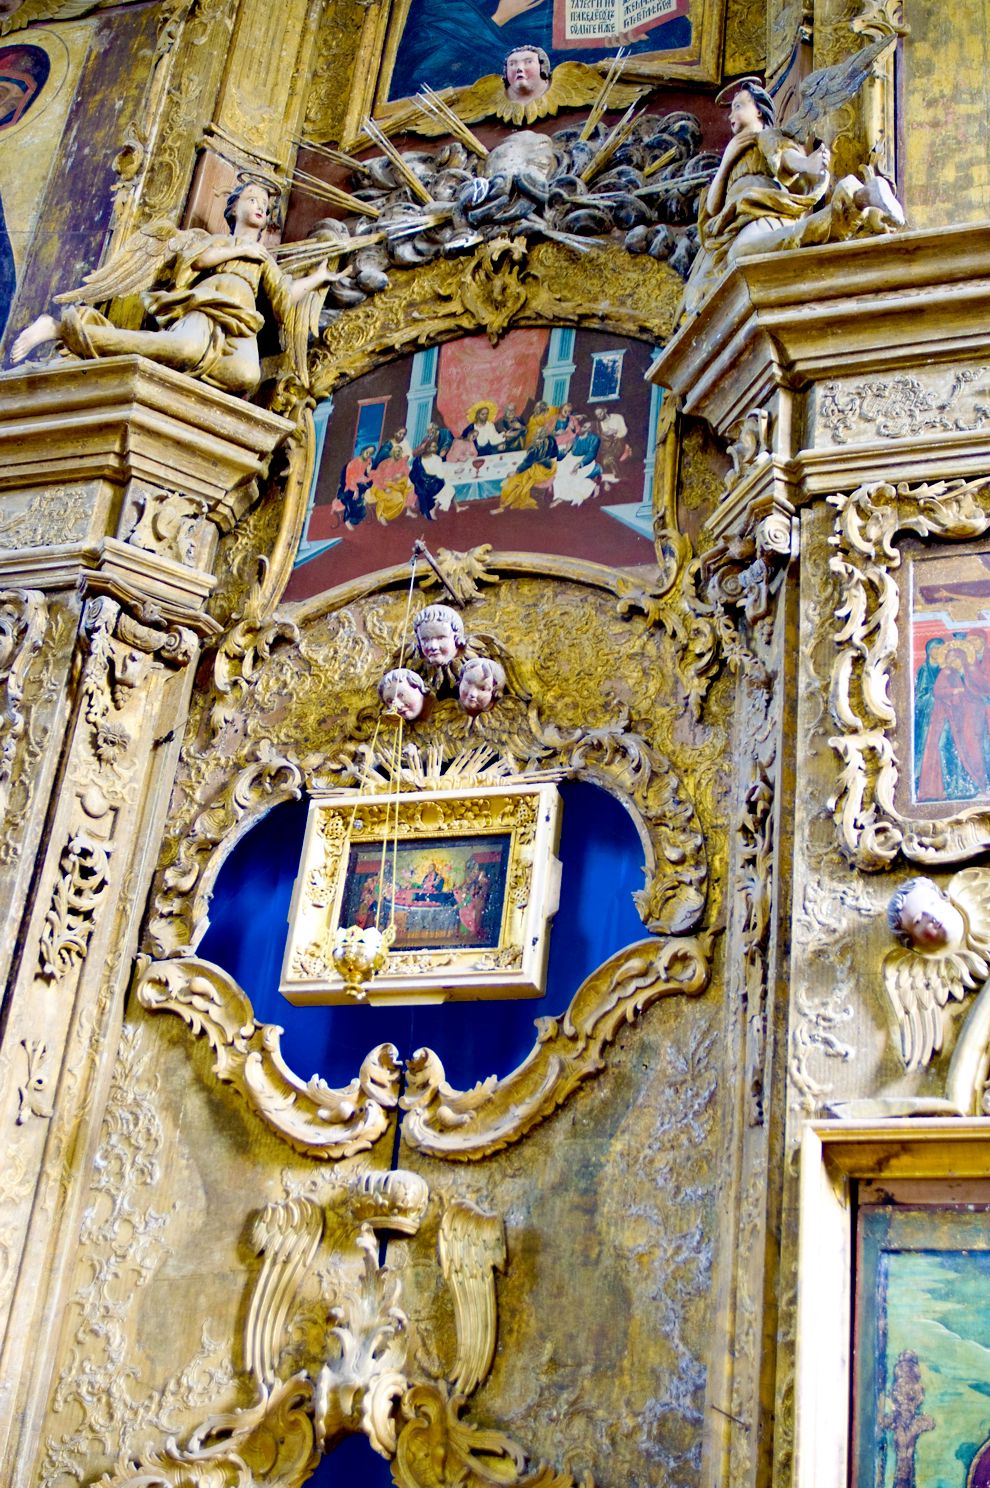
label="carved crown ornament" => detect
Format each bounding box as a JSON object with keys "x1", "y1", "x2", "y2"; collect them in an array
[
  {"x1": 137, "y1": 559, "x2": 721, "y2": 1162},
  {"x1": 827, "y1": 473, "x2": 990, "y2": 869},
  {"x1": 89, "y1": 1167, "x2": 587, "y2": 1488}
]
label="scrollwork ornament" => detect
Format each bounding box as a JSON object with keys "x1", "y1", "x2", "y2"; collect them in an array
[
  {"x1": 134, "y1": 955, "x2": 401, "y2": 1157},
  {"x1": 147, "y1": 739, "x2": 303, "y2": 957},
  {"x1": 827, "y1": 475, "x2": 990, "y2": 868}
]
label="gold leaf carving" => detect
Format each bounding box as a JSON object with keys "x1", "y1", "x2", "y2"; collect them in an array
[
  {"x1": 827, "y1": 475, "x2": 990, "y2": 867},
  {"x1": 393, "y1": 1382, "x2": 589, "y2": 1488},
  {"x1": 147, "y1": 739, "x2": 304, "y2": 957},
  {"x1": 400, "y1": 934, "x2": 712, "y2": 1159},
  {"x1": 38, "y1": 832, "x2": 113, "y2": 983},
  {"x1": 310, "y1": 242, "x2": 681, "y2": 400},
  {"x1": 0, "y1": 590, "x2": 48, "y2": 827},
  {"x1": 134, "y1": 956, "x2": 401, "y2": 1157},
  {"x1": 438, "y1": 1201, "x2": 506, "y2": 1398},
  {"x1": 0, "y1": 486, "x2": 92, "y2": 548}
]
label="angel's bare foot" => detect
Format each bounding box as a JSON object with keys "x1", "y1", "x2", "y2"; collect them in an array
[{"x1": 10, "y1": 314, "x2": 58, "y2": 364}]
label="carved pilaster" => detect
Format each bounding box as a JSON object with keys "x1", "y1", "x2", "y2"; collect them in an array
[
  {"x1": 0, "y1": 357, "x2": 291, "y2": 1487},
  {"x1": 652, "y1": 225, "x2": 990, "y2": 1488}
]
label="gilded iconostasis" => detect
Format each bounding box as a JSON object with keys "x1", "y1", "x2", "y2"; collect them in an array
[{"x1": 3, "y1": 1, "x2": 990, "y2": 1487}]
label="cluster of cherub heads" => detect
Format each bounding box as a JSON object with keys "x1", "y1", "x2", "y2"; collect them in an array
[{"x1": 377, "y1": 604, "x2": 506, "y2": 722}]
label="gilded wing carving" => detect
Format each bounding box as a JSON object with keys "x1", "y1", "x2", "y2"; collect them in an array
[
  {"x1": 951, "y1": 868, "x2": 990, "y2": 957},
  {"x1": 782, "y1": 35, "x2": 896, "y2": 144},
  {"x1": 883, "y1": 948, "x2": 970, "y2": 1070},
  {"x1": 53, "y1": 221, "x2": 210, "y2": 307},
  {"x1": 461, "y1": 62, "x2": 648, "y2": 125},
  {"x1": 245, "y1": 1199, "x2": 325, "y2": 1389},
  {"x1": 0, "y1": 0, "x2": 143, "y2": 35},
  {"x1": 369, "y1": 63, "x2": 648, "y2": 137},
  {"x1": 438, "y1": 1202, "x2": 506, "y2": 1397},
  {"x1": 883, "y1": 869, "x2": 990, "y2": 1069}
]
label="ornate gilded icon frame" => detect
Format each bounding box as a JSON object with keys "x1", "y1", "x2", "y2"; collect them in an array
[
  {"x1": 828, "y1": 475, "x2": 990, "y2": 869},
  {"x1": 280, "y1": 782, "x2": 562, "y2": 1004}
]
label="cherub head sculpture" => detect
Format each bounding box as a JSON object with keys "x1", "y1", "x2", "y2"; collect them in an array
[
  {"x1": 377, "y1": 667, "x2": 431, "y2": 721},
  {"x1": 887, "y1": 876, "x2": 966, "y2": 954},
  {"x1": 413, "y1": 605, "x2": 466, "y2": 667},
  {"x1": 502, "y1": 45, "x2": 551, "y2": 102},
  {"x1": 458, "y1": 656, "x2": 506, "y2": 716}
]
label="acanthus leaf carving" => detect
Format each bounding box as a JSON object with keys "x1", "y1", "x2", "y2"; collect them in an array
[
  {"x1": 134, "y1": 955, "x2": 401, "y2": 1157},
  {"x1": 38, "y1": 831, "x2": 113, "y2": 984},
  {"x1": 206, "y1": 558, "x2": 300, "y2": 742},
  {"x1": 87, "y1": 1152, "x2": 581, "y2": 1488},
  {"x1": 393, "y1": 1383, "x2": 589, "y2": 1488},
  {"x1": 0, "y1": 588, "x2": 48, "y2": 826},
  {"x1": 146, "y1": 739, "x2": 303, "y2": 957},
  {"x1": 16, "y1": 1038, "x2": 52, "y2": 1124}
]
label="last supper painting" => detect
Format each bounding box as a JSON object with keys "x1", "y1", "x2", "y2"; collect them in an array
[{"x1": 285, "y1": 326, "x2": 662, "y2": 602}]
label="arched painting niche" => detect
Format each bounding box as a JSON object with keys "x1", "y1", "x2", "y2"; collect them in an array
[{"x1": 285, "y1": 325, "x2": 665, "y2": 604}]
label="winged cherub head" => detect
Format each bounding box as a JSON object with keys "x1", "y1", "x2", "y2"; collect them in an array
[
  {"x1": 458, "y1": 656, "x2": 506, "y2": 716},
  {"x1": 502, "y1": 46, "x2": 551, "y2": 103},
  {"x1": 887, "y1": 877, "x2": 965, "y2": 954},
  {"x1": 378, "y1": 667, "x2": 431, "y2": 721},
  {"x1": 413, "y1": 605, "x2": 466, "y2": 667}
]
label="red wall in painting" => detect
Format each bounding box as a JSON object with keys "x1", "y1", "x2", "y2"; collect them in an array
[{"x1": 436, "y1": 331, "x2": 548, "y2": 434}]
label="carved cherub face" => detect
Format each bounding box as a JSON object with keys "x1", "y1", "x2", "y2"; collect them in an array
[
  {"x1": 504, "y1": 48, "x2": 548, "y2": 102},
  {"x1": 458, "y1": 659, "x2": 505, "y2": 716},
  {"x1": 414, "y1": 606, "x2": 465, "y2": 666},
  {"x1": 890, "y1": 878, "x2": 965, "y2": 952},
  {"x1": 378, "y1": 668, "x2": 429, "y2": 720}
]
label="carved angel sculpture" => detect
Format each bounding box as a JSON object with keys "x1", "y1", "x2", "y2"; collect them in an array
[
  {"x1": 10, "y1": 180, "x2": 341, "y2": 397},
  {"x1": 884, "y1": 871, "x2": 990, "y2": 1070},
  {"x1": 680, "y1": 41, "x2": 904, "y2": 318}
]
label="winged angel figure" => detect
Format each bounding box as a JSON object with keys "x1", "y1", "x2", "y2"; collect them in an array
[
  {"x1": 10, "y1": 180, "x2": 342, "y2": 397},
  {"x1": 884, "y1": 871, "x2": 990, "y2": 1070},
  {"x1": 680, "y1": 37, "x2": 904, "y2": 318}
]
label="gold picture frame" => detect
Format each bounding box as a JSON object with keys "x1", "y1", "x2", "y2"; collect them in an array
[{"x1": 280, "y1": 782, "x2": 562, "y2": 1005}]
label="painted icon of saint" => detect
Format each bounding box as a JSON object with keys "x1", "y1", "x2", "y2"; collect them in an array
[{"x1": 915, "y1": 632, "x2": 990, "y2": 803}]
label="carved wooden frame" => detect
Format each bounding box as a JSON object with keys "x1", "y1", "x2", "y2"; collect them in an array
[
  {"x1": 827, "y1": 475, "x2": 990, "y2": 869},
  {"x1": 281, "y1": 783, "x2": 562, "y2": 1004},
  {"x1": 795, "y1": 1119, "x2": 990, "y2": 1488}
]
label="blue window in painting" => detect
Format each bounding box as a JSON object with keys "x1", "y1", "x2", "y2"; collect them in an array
[
  {"x1": 352, "y1": 397, "x2": 390, "y2": 456},
  {"x1": 588, "y1": 350, "x2": 625, "y2": 402}
]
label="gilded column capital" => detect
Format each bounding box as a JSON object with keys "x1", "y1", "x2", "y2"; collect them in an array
[
  {"x1": 0, "y1": 356, "x2": 292, "y2": 612},
  {"x1": 650, "y1": 224, "x2": 990, "y2": 482}
]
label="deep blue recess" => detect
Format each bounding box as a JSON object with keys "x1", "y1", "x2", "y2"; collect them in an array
[{"x1": 198, "y1": 778, "x2": 647, "y2": 1092}]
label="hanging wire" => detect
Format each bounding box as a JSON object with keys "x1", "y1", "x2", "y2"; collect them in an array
[{"x1": 373, "y1": 549, "x2": 421, "y2": 932}]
